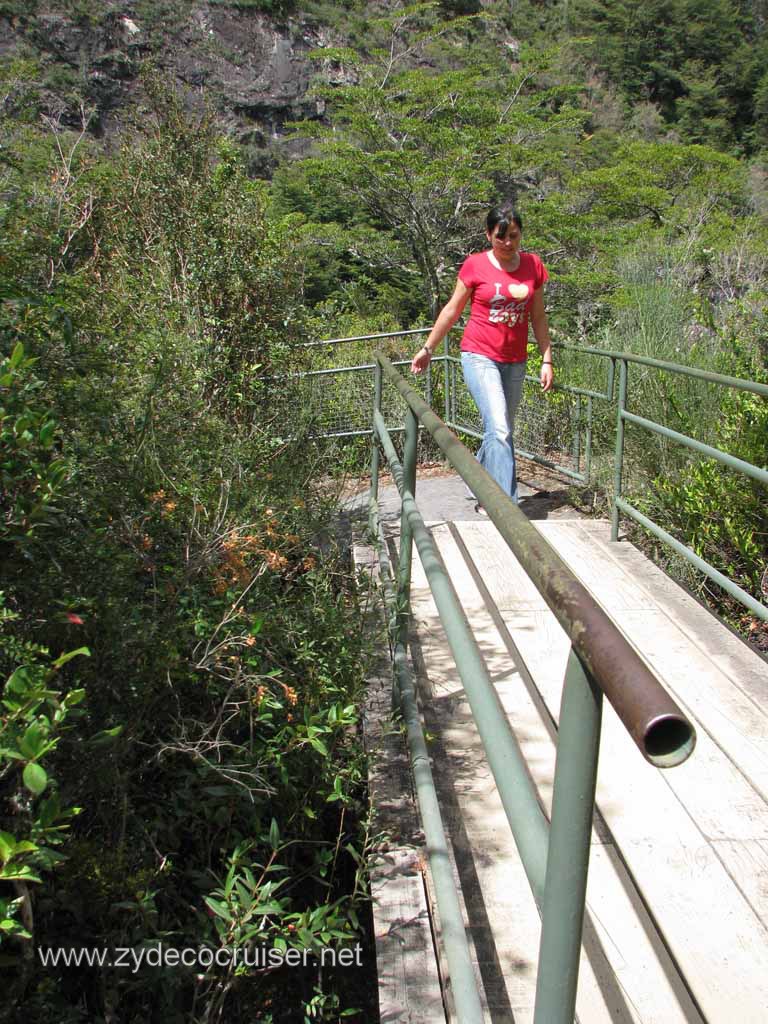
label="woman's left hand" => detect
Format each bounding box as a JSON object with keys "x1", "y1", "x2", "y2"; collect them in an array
[{"x1": 540, "y1": 362, "x2": 554, "y2": 392}]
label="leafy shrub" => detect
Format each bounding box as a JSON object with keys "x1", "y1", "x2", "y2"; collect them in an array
[
  {"x1": 642, "y1": 347, "x2": 768, "y2": 622},
  {"x1": 1, "y1": 76, "x2": 373, "y2": 1022},
  {"x1": 0, "y1": 343, "x2": 68, "y2": 546}
]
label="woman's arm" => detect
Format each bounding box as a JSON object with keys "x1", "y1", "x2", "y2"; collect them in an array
[
  {"x1": 530, "y1": 286, "x2": 554, "y2": 392},
  {"x1": 410, "y1": 278, "x2": 472, "y2": 375}
]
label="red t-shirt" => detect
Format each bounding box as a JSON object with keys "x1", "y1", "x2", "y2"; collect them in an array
[{"x1": 458, "y1": 250, "x2": 548, "y2": 362}]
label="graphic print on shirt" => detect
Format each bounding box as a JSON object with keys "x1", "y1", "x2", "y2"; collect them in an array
[{"x1": 488, "y1": 281, "x2": 530, "y2": 326}]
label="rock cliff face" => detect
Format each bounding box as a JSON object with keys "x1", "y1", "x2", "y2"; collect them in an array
[{"x1": 0, "y1": 2, "x2": 353, "y2": 166}]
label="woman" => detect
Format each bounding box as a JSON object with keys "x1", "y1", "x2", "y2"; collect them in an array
[{"x1": 411, "y1": 202, "x2": 553, "y2": 509}]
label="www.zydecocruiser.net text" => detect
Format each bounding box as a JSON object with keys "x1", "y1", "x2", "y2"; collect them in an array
[{"x1": 37, "y1": 942, "x2": 365, "y2": 974}]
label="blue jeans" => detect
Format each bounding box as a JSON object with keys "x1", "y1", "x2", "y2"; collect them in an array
[{"x1": 461, "y1": 352, "x2": 527, "y2": 503}]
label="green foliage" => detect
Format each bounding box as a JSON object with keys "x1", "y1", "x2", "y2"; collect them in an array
[
  {"x1": 280, "y1": 10, "x2": 586, "y2": 317},
  {"x1": 1, "y1": 4, "x2": 766, "y2": 1017},
  {"x1": 0, "y1": 75, "x2": 373, "y2": 1021},
  {"x1": 209, "y1": 0, "x2": 295, "y2": 10},
  {"x1": 638, "y1": 342, "x2": 768, "y2": 615},
  {"x1": 0, "y1": 1, "x2": 40, "y2": 20},
  {"x1": 0, "y1": 621, "x2": 88, "y2": 947},
  {"x1": 0, "y1": 344, "x2": 69, "y2": 545},
  {"x1": 568, "y1": 0, "x2": 768, "y2": 152},
  {"x1": 569, "y1": 140, "x2": 747, "y2": 232}
]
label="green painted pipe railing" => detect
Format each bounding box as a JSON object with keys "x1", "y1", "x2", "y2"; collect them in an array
[
  {"x1": 368, "y1": 351, "x2": 696, "y2": 1024},
  {"x1": 301, "y1": 327, "x2": 767, "y2": 621},
  {"x1": 607, "y1": 349, "x2": 768, "y2": 621}
]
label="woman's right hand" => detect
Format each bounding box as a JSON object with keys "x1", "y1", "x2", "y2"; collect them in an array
[
  {"x1": 410, "y1": 346, "x2": 432, "y2": 374},
  {"x1": 410, "y1": 278, "x2": 471, "y2": 375}
]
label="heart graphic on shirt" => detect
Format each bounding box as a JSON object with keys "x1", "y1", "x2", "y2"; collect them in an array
[{"x1": 508, "y1": 283, "x2": 529, "y2": 300}]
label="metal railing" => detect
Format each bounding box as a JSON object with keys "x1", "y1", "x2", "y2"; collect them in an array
[
  {"x1": 368, "y1": 352, "x2": 696, "y2": 1024},
  {"x1": 606, "y1": 347, "x2": 768, "y2": 621},
  {"x1": 300, "y1": 328, "x2": 767, "y2": 622}
]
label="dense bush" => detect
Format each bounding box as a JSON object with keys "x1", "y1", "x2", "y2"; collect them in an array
[{"x1": 1, "y1": 79, "x2": 373, "y2": 1022}]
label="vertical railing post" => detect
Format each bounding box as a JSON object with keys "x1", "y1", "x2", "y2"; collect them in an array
[
  {"x1": 443, "y1": 334, "x2": 450, "y2": 425},
  {"x1": 584, "y1": 396, "x2": 593, "y2": 483},
  {"x1": 611, "y1": 358, "x2": 627, "y2": 542},
  {"x1": 605, "y1": 352, "x2": 616, "y2": 402},
  {"x1": 396, "y1": 406, "x2": 419, "y2": 649},
  {"x1": 368, "y1": 359, "x2": 383, "y2": 540},
  {"x1": 573, "y1": 394, "x2": 582, "y2": 475},
  {"x1": 533, "y1": 648, "x2": 603, "y2": 1024},
  {"x1": 452, "y1": 357, "x2": 458, "y2": 426}
]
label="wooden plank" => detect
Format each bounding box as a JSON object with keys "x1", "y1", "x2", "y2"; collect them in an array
[
  {"x1": 576, "y1": 519, "x2": 768, "y2": 708},
  {"x1": 410, "y1": 525, "x2": 704, "y2": 1023},
  {"x1": 446, "y1": 520, "x2": 547, "y2": 612},
  {"x1": 534, "y1": 520, "x2": 658, "y2": 612},
  {"x1": 582, "y1": 844, "x2": 705, "y2": 1024},
  {"x1": 453, "y1": 523, "x2": 768, "y2": 1023},
  {"x1": 409, "y1": 533, "x2": 544, "y2": 1023},
  {"x1": 573, "y1": 520, "x2": 768, "y2": 769},
  {"x1": 713, "y1": 839, "x2": 768, "y2": 928},
  {"x1": 353, "y1": 542, "x2": 446, "y2": 1024},
  {"x1": 573, "y1": 518, "x2": 768, "y2": 707},
  {"x1": 523, "y1": 656, "x2": 768, "y2": 1021},
  {"x1": 534, "y1": 522, "x2": 768, "y2": 835},
  {"x1": 615, "y1": 609, "x2": 768, "y2": 798},
  {"x1": 613, "y1": 609, "x2": 768, "y2": 813}
]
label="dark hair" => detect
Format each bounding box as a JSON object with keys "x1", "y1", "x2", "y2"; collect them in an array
[{"x1": 486, "y1": 202, "x2": 523, "y2": 237}]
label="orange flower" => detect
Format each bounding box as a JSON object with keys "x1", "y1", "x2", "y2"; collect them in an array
[
  {"x1": 280, "y1": 683, "x2": 298, "y2": 706},
  {"x1": 264, "y1": 551, "x2": 288, "y2": 571}
]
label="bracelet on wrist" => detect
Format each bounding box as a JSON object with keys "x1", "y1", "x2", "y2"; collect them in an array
[
  {"x1": 542, "y1": 360, "x2": 553, "y2": 365},
  {"x1": 422, "y1": 346, "x2": 433, "y2": 356}
]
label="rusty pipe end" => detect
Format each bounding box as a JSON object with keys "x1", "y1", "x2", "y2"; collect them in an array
[{"x1": 643, "y1": 714, "x2": 696, "y2": 768}]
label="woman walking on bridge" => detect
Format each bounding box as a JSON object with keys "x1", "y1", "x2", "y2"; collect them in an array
[{"x1": 411, "y1": 202, "x2": 553, "y2": 508}]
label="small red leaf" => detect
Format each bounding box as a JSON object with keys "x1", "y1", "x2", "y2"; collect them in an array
[{"x1": 66, "y1": 613, "x2": 85, "y2": 625}]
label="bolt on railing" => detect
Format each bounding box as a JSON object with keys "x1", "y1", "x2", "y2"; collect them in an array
[{"x1": 369, "y1": 351, "x2": 696, "y2": 1024}]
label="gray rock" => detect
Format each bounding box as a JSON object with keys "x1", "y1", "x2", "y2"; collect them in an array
[{"x1": 1, "y1": 2, "x2": 355, "y2": 148}]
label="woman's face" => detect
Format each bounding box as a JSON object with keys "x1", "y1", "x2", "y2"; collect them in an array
[{"x1": 487, "y1": 221, "x2": 522, "y2": 259}]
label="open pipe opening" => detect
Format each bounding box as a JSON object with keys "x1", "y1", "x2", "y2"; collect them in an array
[{"x1": 643, "y1": 715, "x2": 696, "y2": 768}]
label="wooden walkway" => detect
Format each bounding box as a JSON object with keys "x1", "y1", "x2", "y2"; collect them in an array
[{"x1": 358, "y1": 509, "x2": 768, "y2": 1023}]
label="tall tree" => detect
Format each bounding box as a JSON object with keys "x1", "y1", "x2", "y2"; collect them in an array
[{"x1": 283, "y1": 5, "x2": 585, "y2": 316}]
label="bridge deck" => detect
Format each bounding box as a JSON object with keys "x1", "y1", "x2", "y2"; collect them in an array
[{"x1": 358, "y1": 475, "x2": 768, "y2": 1023}]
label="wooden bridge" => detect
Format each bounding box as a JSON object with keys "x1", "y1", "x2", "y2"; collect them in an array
[{"x1": 352, "y1": 471, "x2": 768, "y2": 1024}]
